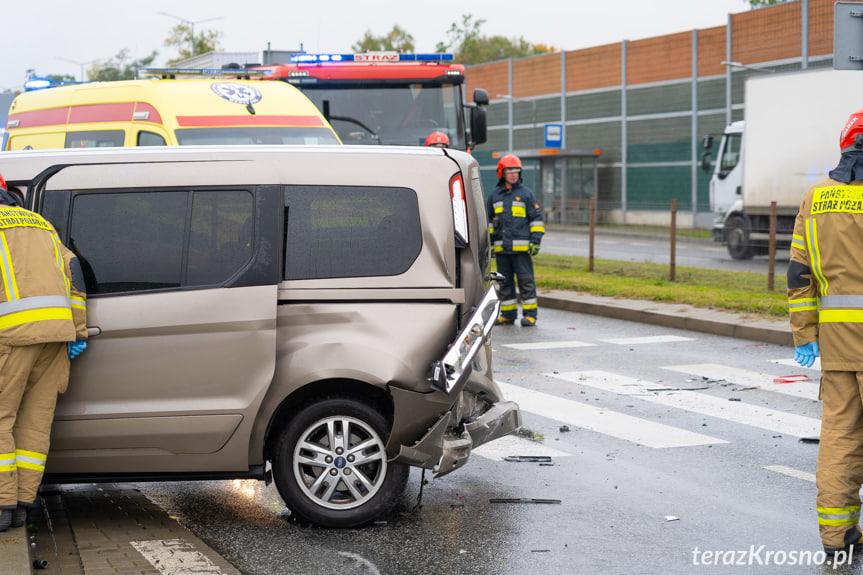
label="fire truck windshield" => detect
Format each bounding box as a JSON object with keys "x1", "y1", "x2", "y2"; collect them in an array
[{"x1": 300, "y1": 83, "x2": 464, "y2": 149}]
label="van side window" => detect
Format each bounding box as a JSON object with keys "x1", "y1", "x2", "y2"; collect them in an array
[
  {"x1": 137, "y1": 131, "x2": 167, "y2": 146},
  {"x1": 65, "y1": 131, "x2": 125, "y2": 148},
  {"x1": 284, "y1": 186, "x2": 422, "y2": 280},
  {"x1": 67, "y1": 190, "x2": 254, "y2": 294}
]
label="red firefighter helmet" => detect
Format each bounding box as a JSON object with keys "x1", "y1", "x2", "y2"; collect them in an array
[
  {"x1": 496, "y1": 154, "x2": 522, "y2": 179},
  {"x1": 424, "y1": 131, "x2": 450, "y2": 148},
  {"x1": 0, "y1": 172, "x2": 5, "y2": 191},
  {"x1": 840, "y1": 108, "x2": 863, "y2": 152}
]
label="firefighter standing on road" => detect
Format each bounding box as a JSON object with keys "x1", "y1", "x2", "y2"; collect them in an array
[
  {"x1": 0, "y1": 174, "x2": 87, "y2": 532},
  {"x1": 789, "y1": 109, "x2": 863, "y2": 555},
  {"x1": 487, "y1": 153, "x2": 545, "y2": 326}
]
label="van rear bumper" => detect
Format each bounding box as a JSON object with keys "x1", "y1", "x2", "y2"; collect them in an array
[{"x1": 391, "y1": 399, "x2": 521, "y2": 476}]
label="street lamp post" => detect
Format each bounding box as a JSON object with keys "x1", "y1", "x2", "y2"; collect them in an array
[
  {"x1": 158, "y1": 12, "x2": 224, "y2": 56},
  {"x1": 56, "y1": 57, "x2": 99, "y2": 82},
  {"x1": 497, "y1": 94, "x2": 538, "y2": 149}
]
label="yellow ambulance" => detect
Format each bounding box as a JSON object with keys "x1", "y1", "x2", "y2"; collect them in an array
[{"x1": 4, "y1": 74, "x2": 341, "y2": 150}]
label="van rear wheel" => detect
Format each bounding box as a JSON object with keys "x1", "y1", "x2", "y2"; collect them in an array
[{"x1": 272, "y1": 396, "x2": 409, "y2": 528}]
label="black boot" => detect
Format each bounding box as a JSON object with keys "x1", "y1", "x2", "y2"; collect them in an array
[
  {"x1": 11, "y1": 503, "x2": 27, "y2": 528},
  {"x1": 0, "y1": 509, "x2": 11, "y2": 532}
]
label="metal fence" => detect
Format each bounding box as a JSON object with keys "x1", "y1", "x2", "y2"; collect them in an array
[{"x1": 468, "y1": 0, "x2": 838, "y2": 227}]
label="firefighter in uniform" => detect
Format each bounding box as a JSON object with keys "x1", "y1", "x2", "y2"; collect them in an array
[
  {"x1": 487, "y1": 153, "x2": 545, "y2": 326},
  {"x1": 789, "y1": 109, "x2": 863, "y2": 555},
  {"x1": 0, "y1": 174, "x2": 87, "y2": 531}
]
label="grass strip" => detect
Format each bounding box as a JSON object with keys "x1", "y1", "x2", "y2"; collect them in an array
[{"x1": 529, "y1": 254, "x2": 789, "y2": 320}]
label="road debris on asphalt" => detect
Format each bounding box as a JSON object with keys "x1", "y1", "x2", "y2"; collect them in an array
[
  {"x1": 773, "y1": 375, "x2": 811, "y2": 384},
  {"x1": 504, "y1": 456, "x2": 552, "y2": 463},
  {"x1": 490, "y1": 498, "x2": 562, "y2": 504}
]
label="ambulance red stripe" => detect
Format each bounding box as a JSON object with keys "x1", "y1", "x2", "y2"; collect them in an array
[
  {"x1": 175, "y1": 115, "x2": 325, "y2": 127},
  {"x1": 7, "y1": 102, "x2": 165, "y2": 128}
]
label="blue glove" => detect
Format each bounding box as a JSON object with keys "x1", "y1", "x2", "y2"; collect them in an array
[
  {"x1": 68, "y1": 339, "x2": 87, "y2": 359},
  {"x1": 793, "y1": 341, "x2": 819, "y2": 368},
  {"x1": 528, "y1": 243, "x2": 540, "y2": 256}
]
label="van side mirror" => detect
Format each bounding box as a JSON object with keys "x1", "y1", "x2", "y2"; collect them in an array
[
  {"x1": 702, "y1": 135, "x2": 713, "y2": 150},
  {"x1": 700, "y1": 151, "x2": 713, "y2": 174}
]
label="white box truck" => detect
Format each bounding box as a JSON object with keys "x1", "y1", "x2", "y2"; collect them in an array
[{"x1": 701, "y1": 68, "x2": 863, "y2": 259}]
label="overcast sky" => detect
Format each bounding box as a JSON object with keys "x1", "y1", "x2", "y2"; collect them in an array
[{"x1": 3, "y1": 0, "x2": 750, "y2": 91}]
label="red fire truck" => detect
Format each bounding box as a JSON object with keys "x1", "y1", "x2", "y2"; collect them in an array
[{"x1": 256, "y1": 52, "x2": 488, "y2": 151}]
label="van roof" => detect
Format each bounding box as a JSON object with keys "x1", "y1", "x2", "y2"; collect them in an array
[{"x1": 7, "y1": 79, "x2": 331, "y2": 132}]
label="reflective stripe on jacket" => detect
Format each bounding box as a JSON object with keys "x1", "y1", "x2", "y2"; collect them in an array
[
  {"x1": 0, "y1": 205, "x2": 87, "y2": 345},
  {"x1": 787, "y1": 178, "x2": 863, "y2": 370},
  {"x1": 486, "y1": 181, "x2": 545, "y2": 254}
]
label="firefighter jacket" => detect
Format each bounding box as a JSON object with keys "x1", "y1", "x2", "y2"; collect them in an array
[
  {"x1": 0, "y1": 205, "x2": 87, "y2": 346},
  {"x1": 788, "y1": 177, "x2": 863, "y2": 371},
  {"x1": 486, "y1": 181, "x2": 545, "y2": 254}
]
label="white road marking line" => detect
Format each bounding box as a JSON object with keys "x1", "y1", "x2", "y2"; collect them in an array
[
  {"x1": 663, "y1": 364, "x2": 818, "y2": 400},
  {"x1": 337, "y1": 552, "x2": 382, "y2": 575},
  {"x1": 131, "y1": 539, "x2": 223, "y2": 575},
  {"x1": 551, "y1": 370, "x2": 821, "y2": 438},
  {"x1": 764, "y1": 465, "x2": 816, "y2": 483},
  {"x1": 601, "y1": 335, "x2": 695, "y2": 345},
  {"x1": 496, "y1": 381, "x2": 725, "y2": 449},
  {"x1": 473, "y1": 433, "x2": 572, "y2": 461},
  {"x1": 504, "y1": 340, "x2": 596, "y2": 350},
  {"x1": 773, "y1": 357, "x2": 822, "y2": 371}
]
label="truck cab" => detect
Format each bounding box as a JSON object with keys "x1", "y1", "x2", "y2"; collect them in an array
[
  {"x1": 256, "y1": 52, "x2": 488, "y2": 152},
  {"x1": 703, "y1": 121, "x2": 747, "y2": 258}
]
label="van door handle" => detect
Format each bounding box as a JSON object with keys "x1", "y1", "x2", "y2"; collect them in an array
[{"x1": 87, "y1": 326, "x2": 102, "y2": 337}]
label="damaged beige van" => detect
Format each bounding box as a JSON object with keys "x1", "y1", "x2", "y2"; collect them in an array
[{"x1": 0, "y1": 145, "x2": 519, "y2": 528}]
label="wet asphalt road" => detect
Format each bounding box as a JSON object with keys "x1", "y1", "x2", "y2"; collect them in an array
[
  {"x1": 541, "y1": 229, "x2": 789, "y2": 276},
  {"x1": 136, "y1": 306, "x2": 840, "y2": 575}
]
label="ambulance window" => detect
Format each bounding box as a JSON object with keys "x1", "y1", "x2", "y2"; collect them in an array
[
  {"x1": 138, "y1": 131, "x2": 167, "y2": 147},
  {"x1": 65, "y1": 131, "x2": 125, "y2": 148}
]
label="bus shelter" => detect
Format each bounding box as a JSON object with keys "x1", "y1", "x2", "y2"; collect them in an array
[{"x1": 493, "y1": 148, "x2": 601, "y2": 225}]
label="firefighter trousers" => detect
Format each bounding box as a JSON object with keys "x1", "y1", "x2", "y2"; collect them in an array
[
  {"x1": 0, "y1": 342, "x2": 68, "y2": 509},
  {"x1": 817, "y1": 370, "x2": 863, "y2": 548},
  {"x1": 496, "y1": 253, "x2": 538, "y2": 320}
]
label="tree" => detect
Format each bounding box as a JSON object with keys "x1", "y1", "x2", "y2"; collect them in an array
[
  {"x1": 352, "y1": 25, "x2": 415, "y2": 52},
  {"x1": 88, "y1": 49, "x2": 158, "y2": 82},
  {"x1": 436, "y1": 14, "x2": 554, "y2": 65},
  {"x1": 747, "y1": 0, "x2": 787, "y2": 7},
  {"x1": 47, "y1": 73, "x2": 76, "y2": 83},
  {"x1": 164, "y1": 24, "x2": 222, "y2": 65}
]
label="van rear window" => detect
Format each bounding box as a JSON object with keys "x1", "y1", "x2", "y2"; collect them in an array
[
  {"x1": 175, "y1": 127, "x2": 340, "y2": 146},
  {"x1": 283, "y1": 186, "x2": 422, "y2": 280}
]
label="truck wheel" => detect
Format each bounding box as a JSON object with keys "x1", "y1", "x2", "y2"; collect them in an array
[
  {"x1": 726, "y1": 216, "x2": 753, "y2": 260},
  {"x1": 272, "y1": 396, "x2": 409, "y2": 528}
]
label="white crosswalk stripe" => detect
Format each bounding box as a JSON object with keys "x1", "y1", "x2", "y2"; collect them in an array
[
  {"x1": 503, "y1": 341, "x2": 596, "y2": 351},
  {"x1": 663, "y1": 363, "x2": 819, "y2": 401},
  {"x1": 601, "y1": 335, "x2": 694, "y2": 345},
  {"x1": 495, "y1": 380, "x2": 726, "y2": 448},
  {"x1": 772, "y1": 357, "x2": 823, "y2": 371},
  {"x1": 549, "y1": 370, "x2": 821, "y2": 438},
  {"x1": 472, "y1": 434, "x2": 573, "y2": 461}
]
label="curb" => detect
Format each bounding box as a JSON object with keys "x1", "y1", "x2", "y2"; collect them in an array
[{"x1": 539, "y1": 290, "x2": 793, "y2": 347}]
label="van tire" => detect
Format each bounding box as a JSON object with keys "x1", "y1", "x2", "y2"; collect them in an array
[{"x1": 272, "y1": 396, "x2": 409, "y2": 528}]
